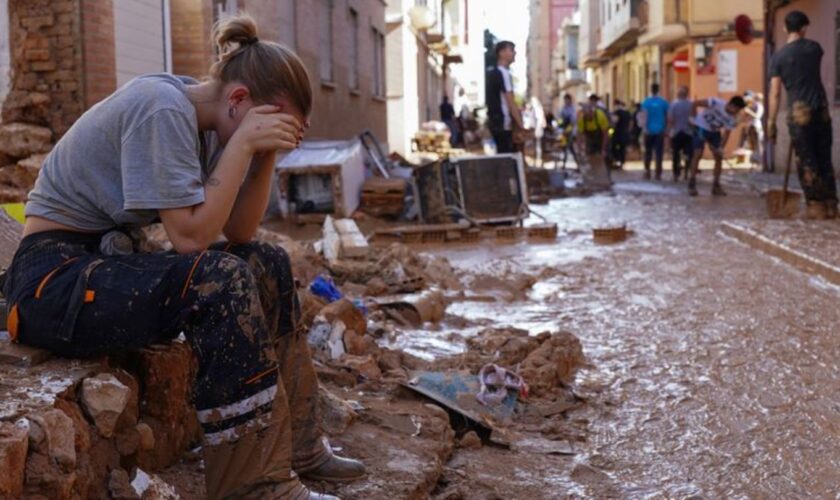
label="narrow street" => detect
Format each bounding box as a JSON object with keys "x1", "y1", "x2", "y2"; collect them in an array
[{"x1": 393, "y1": 169, "x2": 840, "y2": 497}]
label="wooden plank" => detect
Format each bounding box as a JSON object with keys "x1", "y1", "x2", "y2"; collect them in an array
[{"x1": 373, "y1": 220, "x2": 470, "y2": 236}]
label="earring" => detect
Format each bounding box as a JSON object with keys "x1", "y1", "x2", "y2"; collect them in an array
[{"x1": 228, "y1": 106, "x2": 237, "y2": 118}]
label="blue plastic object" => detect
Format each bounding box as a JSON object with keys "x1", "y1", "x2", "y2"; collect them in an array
[{"x1": 309, "y1": 275, "x2": 343, "y2": 303}]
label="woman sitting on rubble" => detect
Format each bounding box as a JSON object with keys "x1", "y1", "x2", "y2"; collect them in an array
[{"x1": 3, "y1": 14, "x2": 363, "y2": 500}]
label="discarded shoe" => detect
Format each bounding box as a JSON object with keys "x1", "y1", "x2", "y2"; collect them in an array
[
  {"x1": 300, "y1": 454, "x2": 366, "y2": 483},
  {"x1": 476, "y1": 363, "x2": 528, "y2": 406},
  {"x1": 711, "y1": 183, "x2": 727, "y2": 196}
]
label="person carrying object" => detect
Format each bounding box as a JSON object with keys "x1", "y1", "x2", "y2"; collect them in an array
[
  {"x1": 686, "y1": 95, "x2": 747, "y2": 196},
  {"x1": 3, "y1": 14, "x2": 363, "y2": 500},
  {"x1": 668, "y1": 85, "x2": 694, "y2": 181},
  {"x1": 577, "y1": 100, "x2": 612, "y2": 189},
  {"x1": 768, "y1": 10, "x2": 837, "y2": 219}
]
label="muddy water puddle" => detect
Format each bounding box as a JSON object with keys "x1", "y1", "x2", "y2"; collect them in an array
[{"x1": 394, "y1": 180, "x2": 840, "y2": 497}]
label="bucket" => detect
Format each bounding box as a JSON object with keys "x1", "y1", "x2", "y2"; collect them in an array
[{"x1": 766, "y1": 189, "x2": 801, "y2": 219}]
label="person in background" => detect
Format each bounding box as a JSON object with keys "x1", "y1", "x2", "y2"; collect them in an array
[
  {"x1": 687, "y1": 95, "x2": 747, "y2": 196},
  {"x1": 611, "y1": 100, "x2": 632, "y2": 169},
  {"x1": 630, "y1": 101, "x2": 643, "y2": 154},
  {"x1": 557, "y1": 93, "x2": 578, "y2": 168},
  {"x1": 577, "y1": 100, "x2": 612, "y2": 189},
  {"x1": 741, "y1": 91, "x2": 764, "y2": 167},
  {"x1": 641, "y1": 83, "x2": 670, "y2": 180},
  {"x1": 485, "y1": 40, "x2": 524, "y2": 154},
  {"x1": 668, "y1": 85, "x2": 694, "y2": 181},
  {"x1": 439, "y1": 95, "x2": 458, "y2": 146},
  {"x1": 769, "y1": 10, "x2": 836, "y2": 219}
]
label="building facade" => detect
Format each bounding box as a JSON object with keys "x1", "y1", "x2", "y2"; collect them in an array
[
  {"x1": 170, "y1": 0, "x2": 388, "y2": 142},
  {"x1": 576, "y1": 0, "x2": 764, "y2": 155},
  {"x1": 385, "y1": 0, "x2": 478, "y2": 155},
  {"x1": 528, "y1": 0, "x2": 579, "y2": 110}
]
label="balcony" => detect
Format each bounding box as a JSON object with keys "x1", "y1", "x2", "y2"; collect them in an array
[
  {"x1": 638, "y1": 0, "x2": 689, "y2": 46},
  {"x1": 597, "y1": 0, "x2": 645, "y2": 54}
]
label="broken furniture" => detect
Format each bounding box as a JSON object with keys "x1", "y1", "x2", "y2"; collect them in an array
[
  {"x1": 360, "y1": 177, "x2": 408, "y2": 218},
  {"x1": 440, "y1": 154, "x2": 530, "y2": 225},
  {"x1": 275, "y1": 139, "x2": 368, "y2": 220}
]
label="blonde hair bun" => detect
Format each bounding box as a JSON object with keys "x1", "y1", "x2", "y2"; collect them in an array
[
  {"x1": 214, "y1": 14, "x2": 259, "y2": 61},
  {"x1": 209, "y1": 13, "x2": 312, "y2": 118}
]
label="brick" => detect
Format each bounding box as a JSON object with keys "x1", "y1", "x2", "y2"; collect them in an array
[
  {"x1": 0, "y1": 421, "x2": 28, "y2": 497},
  {"x1": 30, "y1": 61, "x2": 56, "y2": 72},
  {"x1": 21, "y1": 15, "x2": 55, "y2": 29},
  {"x1": 24, "y1": 49, "x2": 50, "y2": 61}
]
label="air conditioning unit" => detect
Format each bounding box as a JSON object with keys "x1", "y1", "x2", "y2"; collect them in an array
[{"x1": 441, "y1": 154, "x2": 529, "y2": 224}]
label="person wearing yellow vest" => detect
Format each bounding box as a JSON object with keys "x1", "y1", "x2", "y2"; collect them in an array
[{"x1": 577, "y1": 95, "x2": 612, "y2": 189}]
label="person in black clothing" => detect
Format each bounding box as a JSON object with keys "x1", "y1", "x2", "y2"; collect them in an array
[
  {"x1": 611, "y1": 100, "x2": 632, "y2": 169},
  {"x1": 485, "y1": 41, "x2": 523, "y2": 154},
  {"x1": 439, "y1": 95, "x2": 458, "y2": 146},
  {"x1": 768, "y1": 10, "x2": 837, "y2": 219}
]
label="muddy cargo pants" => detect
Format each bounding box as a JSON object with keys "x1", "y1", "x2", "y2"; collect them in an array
[
  {"x1": 789, "y1": 106, "x2": 837, "y2": 203},
  {"x1": 3, "y1": 231, "x2": 329, "y2": 499}
]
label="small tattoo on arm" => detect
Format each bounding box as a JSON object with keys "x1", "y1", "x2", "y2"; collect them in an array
[{"x1": 206, "y1": 177, "x2": 221, "y2": 187}]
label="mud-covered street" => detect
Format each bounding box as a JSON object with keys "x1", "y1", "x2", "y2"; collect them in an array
[{"x1": 377, "y1": 169, "x2": 839, "y2": 498}]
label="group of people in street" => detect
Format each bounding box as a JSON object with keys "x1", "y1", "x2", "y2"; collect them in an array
[{"x1": 484, "y1": 8, "x2": 835, "y2": 215}]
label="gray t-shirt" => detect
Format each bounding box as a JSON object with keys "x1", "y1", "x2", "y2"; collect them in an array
[
  {"x1": 668, "y1": 98, "x2": 693, "y2": 137},
  {"x1": 27, "y1": 73, "x2": 218, "y2": 231}
]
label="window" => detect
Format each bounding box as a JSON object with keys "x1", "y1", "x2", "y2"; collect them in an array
[
  {"x1": 835, "y1": 11, "x2": 840, "y2": 103},
  {"x1": 349, "y1": 9, "x2": 359, "y2": 90},
  {"x1": 319, "y1": 0, "x2": 334, "y2": 82},
  {"x1": 372, "y1": 27, "x2": 385, "y2": 97},
  {"x1": 278, "y1": 0, "x2": 297, "y2": 51}
]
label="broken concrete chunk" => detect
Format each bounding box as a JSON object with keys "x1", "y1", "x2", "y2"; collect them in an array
[
  {"x1": 0, "y1": 420, "x2": 28, "y2": 497},
  {"x1": 81, "y1": 373, "x2": 130, "y2": 438},
  {"x1": 520, "y1": 331, "x2": 585, "y2": 395},
  {"x1": 28, "y1": 409, "x2": 76, "y2": 470},
  {"x1": 0, "y1": 122, "x2": 52, "y2": 158},
  {"x1": 318, "y1": 385, "x2": 358, "y2": 435}
]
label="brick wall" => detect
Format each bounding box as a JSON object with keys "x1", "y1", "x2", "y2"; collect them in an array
[
  {"x1": 2, "y1": 0, "x2": 86, "y2": 137},
  {"x1": 80, "y1": 0, "x2": 116, "y2": 109},
  {"x1": 170, "y1": 0, "x2": 214, "y2": 79}
]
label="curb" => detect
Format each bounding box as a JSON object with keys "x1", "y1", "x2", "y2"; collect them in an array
[{"x1": 720, "y1": 221, "x2": 840, "y2": 286}]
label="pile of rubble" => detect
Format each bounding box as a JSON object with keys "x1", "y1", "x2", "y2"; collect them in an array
[{"x1": 0, "y1": 122, "x2": 51, "y2": 201}]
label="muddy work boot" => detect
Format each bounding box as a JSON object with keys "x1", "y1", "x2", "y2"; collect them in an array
[
  {"x1": 825, "y1": 201, "x2": 839, "y2": 219},
  {"x1": 299, "y1": 454, "x2": 367, "y2": 483},
  {"x1": 711, "y1": 183, "x2": 727, "y2": 196},
  {"x1": 240, "y1": 479, "x2": 340, "y2": 500},
  {"x1": 805, "y1": 201, "x2": 828, "y2": 219},
  {"x1": 688, "y1": 179, "x2": 698, "y2": 197}
]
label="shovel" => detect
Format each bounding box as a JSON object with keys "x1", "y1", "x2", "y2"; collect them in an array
[{"x1": 766, "y1": 143, "x2": 801, "y2": 219}]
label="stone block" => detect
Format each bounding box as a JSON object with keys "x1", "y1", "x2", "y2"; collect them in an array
[
  {"x1": 21, "y1": 15, "x2": 55, "y2": 30},
  {"x1": 0, "y1": 421, "x2": 28, "y2": 497},
  {"x1": 27, "y1": 409, "x2": 76, "y2": 470},
  {"x1": 31, "y1": 60, "x2": 57, "y2": 72},
  {"x1": 0, "y1": 339, "x2": 52, "y2": 367},
  {"x1": 0, "y1": 123, "x2": 52, "y2": 158},
  {"x1": 80, "y1": 373, "x2": 130, "y2": 438},
  {"x1": 24, "y1": 48, "x2": 51, "y2": 61}
]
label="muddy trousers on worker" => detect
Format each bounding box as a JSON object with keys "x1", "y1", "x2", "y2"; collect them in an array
[
  {"x1": 788, "y1": 107, "x2": 837, "y2": 204},
  {"x1": 3, "y1": 232, "x2": 329, "y2": 499}
]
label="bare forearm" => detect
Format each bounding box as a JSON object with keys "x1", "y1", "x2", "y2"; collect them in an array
[
  {"x1": 768, "y1": 77, "x2": 781, "y2": 127},
  {"x1": 161, "y1": 138, "x2": 254, "y2": 253},
  {"x1": 224, "y1": 151, "x2": 276, "y2": 242}
]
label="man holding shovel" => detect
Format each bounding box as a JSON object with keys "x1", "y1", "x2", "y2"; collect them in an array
[{"x1": 768, "y1": 10, "x2": 837, "y2": 219}]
